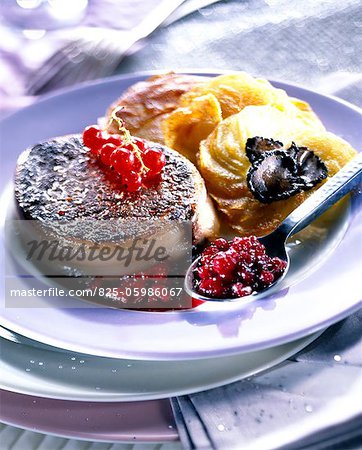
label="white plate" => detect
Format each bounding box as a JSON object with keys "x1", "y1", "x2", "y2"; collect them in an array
[
  {"x1": 0, "y1": 71, "x2": 361, "y2": 360},
  {"x1": 0, "y1": 332, "x2": 321, "y2": 402}
]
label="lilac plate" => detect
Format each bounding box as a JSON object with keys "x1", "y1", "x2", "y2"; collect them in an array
[
  {"x1": 0, "y1": 390, "x2": 178, "y2": 443},
  {"x1": 0, "y1": 72, "x2": 361, "y2": 360}
]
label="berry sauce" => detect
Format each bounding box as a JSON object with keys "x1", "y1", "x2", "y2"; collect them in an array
[{"x1": 193, "y1": 236, "x2": 287, "y2": 299}]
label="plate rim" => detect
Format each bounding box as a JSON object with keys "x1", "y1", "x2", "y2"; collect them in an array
[
  {"x1": 0, "y1": 70, "x2": 361, "y2": 360},
  {"x1": 0, "y1": 331, "x2": 323, "y2": 402},
  {"x1": 0, "y1": 390, "x2": 178, "y2": 443},
  {"x1": 1, "y1": 69, "x2": 361, "y2": 126}
]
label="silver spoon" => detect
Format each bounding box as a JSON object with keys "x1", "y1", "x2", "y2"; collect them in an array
[{"x1": 185, "y1": 152, "x2": 362, "y2": 302}]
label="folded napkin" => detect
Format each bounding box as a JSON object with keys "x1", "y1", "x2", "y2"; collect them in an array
[{"x1": 171, "y1": 309, "x2": 362, "y2": 450}]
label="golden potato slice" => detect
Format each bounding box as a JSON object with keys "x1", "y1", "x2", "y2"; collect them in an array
[
  {"x1": 198, "y1": 105, "x2": 357, "y2": 236},
  {"x1": 106, "y1": 73, "x2": 209, "y2": 143},
  {"x1": 162, "y1": 93, "x2": 222, "y2": 164},
  {"x1": 289, "y1": 97, "x2": 325, "y2": 130},
  {"x1": 292, "y1": 130, "x2": 358, "y2": 176},
  {"x1": 180, "y1": 73, "x2": 289, "y2": 115},
  {"x1": 214, "y1": 192, "x2": 307, "y2": 238},
  {"x1": 163, "y1": 72, "x2": 324, "y2": 158}
]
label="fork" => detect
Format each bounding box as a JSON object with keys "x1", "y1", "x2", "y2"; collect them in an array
[
  {"x1": 26, "y1": 0, "x2": 221, "y2": 95},
  {"x1": 26, "y1": 0, "x2": 187, "y2": 95}
]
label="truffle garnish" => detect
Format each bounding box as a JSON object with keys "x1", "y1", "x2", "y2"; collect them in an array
[
  {"x1": 288, "y1": 142, "x2": 328, "y2": 189},
  {"x1": 246, "y1": 137, "x2": 328, "y2": 203},
  {"x1": 245, "y1": 136, "x2": 283, "y2": 164}
]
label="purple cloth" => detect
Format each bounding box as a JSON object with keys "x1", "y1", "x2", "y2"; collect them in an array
[
  {"x1": 1, "y1": 0, "x2": 361, "y2": 118},
  {"x1": 0, "y1": 0, "x2": 166, "y2": 116}
]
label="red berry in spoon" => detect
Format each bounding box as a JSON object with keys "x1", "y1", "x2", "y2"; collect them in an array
[
  {"x1": 231, "y1": 283, "x2": 252, "y2": 298},
  {"x1": 212, "y1": 238, "x2": 229, "y2": 251},
  {"x1": 198, "y1": 278, "x2": 227, "y2": 298},
  {"x1": 192, "y1": 236, "x2": 287, "y2": 299}
]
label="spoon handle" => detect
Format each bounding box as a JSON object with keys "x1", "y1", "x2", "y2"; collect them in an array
[{"x1": 279, "y1": 152, "x2": 362, "y2": 238}]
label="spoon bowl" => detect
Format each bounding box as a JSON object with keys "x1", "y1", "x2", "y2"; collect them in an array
[
  {"x1": 185, "y1": 231, "x2": 290, "y2": 303},
  {"x1": 185, "y1": 152, "x2": 362, "y2": 302}
]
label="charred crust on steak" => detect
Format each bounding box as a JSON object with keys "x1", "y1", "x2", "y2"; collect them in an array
[{"x1": 14, "y1": 135, "x2": 202, "y2": 227}]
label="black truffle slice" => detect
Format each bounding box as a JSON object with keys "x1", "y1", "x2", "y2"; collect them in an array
[
  {"x1": 289, "y1": 142, "x2": 328, "y2": 189},
  {"x1": 246, "y1": 139, "x2": 328, "y2": 203},
  {"x1": 247, "y1": 150, "x2": 301, "y2": 203},
  {"x1": 245, "y1": 136, "x2": 283, "y2": 164}
]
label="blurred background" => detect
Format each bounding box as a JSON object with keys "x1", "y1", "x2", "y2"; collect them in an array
[{"x1": 0, "y1": 0, "x2": 361, "y2": 118}]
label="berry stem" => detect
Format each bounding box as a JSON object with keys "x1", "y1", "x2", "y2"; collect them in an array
[{"x1": 110, "y1": 107, "x2": 149, "y2": 174}]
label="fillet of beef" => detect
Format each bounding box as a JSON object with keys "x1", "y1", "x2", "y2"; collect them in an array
[{"x1": 14, "y1": 134, "x2": 219, "y2": 244}]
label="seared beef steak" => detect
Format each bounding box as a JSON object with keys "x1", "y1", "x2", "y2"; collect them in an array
[{"x1": 14, "y1": 135, "x2": 219, "y2": 243}]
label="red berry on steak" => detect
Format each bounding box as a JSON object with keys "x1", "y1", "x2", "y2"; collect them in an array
[
  {"x1": 99, "y1": 143, "x2": 117, "y2": 165},
  {"x1": 142, "y1": 148, "x2": 166, "y2": 175},
  {"x1": 107, "y1": 134, "x2": 123, "y2": 147},
  {"x1": 83, "y1": 125, "x2": 103, "y2": 155},
  {"x1": 83, "y1": 125, "x2": 101, "y2": 146},
  {"x1": 133, "y1": 137, "x2": 147, "y2": 151},
  {"x1": 123, "y1": 171, "x2": 142, "y2": 192},
  {"x1": 111, "y1": 148, "x2": 137, "y2": 174},
  {"x1": 82, "y1": 122, "x2": 166, "y2": 193}
]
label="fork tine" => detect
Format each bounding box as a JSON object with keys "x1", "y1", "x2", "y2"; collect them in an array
[
  {"x1": 26, "y1": 39, "x2": 86, "y2": 95},
  {"x1": 95, "y1": 40, "x2": 128, "y2": 76},
  {"x1": 59, "y1": 43, "x2": 112, "y2": 87},
  {"x1": 26, "y1": 56, "x2": 74, "y2": 95},
  {"x1": 26, "y1": 60, "x2": 65, "y2": 95},
  {"x1": 67, "y1": 59, "x2": 102, "y2": 85},
  {"x1": 25, "y1": 1, "x2": 198, "y2": 96},
  {"x1": 40, "y1": 62, "x2": 87, "y2": 93},
  {"x1": 67, "y1": 39, "x2": 123, "y2": 85},
  {"x1": 88, "y1": 54, "x2": 121, "y2": 80},
  {"x1": 34, "y1": 57, "x2": 87, "y2": 94},
  {"x1": 27, "y1": 35, "x2": 127, "y2": 95},
  {"x1": 46, "y1": 49, "x2": 107, "y2": 91}
]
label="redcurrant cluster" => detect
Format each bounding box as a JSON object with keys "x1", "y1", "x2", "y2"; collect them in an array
[
  {"x1": 82, "y1": 112, "x2": 166, "y2": 192},
  {"x1": 193, "y1": 236, "x2": 287, "y2": 299}
]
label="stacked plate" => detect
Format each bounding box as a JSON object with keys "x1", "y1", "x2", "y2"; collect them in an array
[{"x1": 0, "y1": 72, "x2": 361, "y2": 443}]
